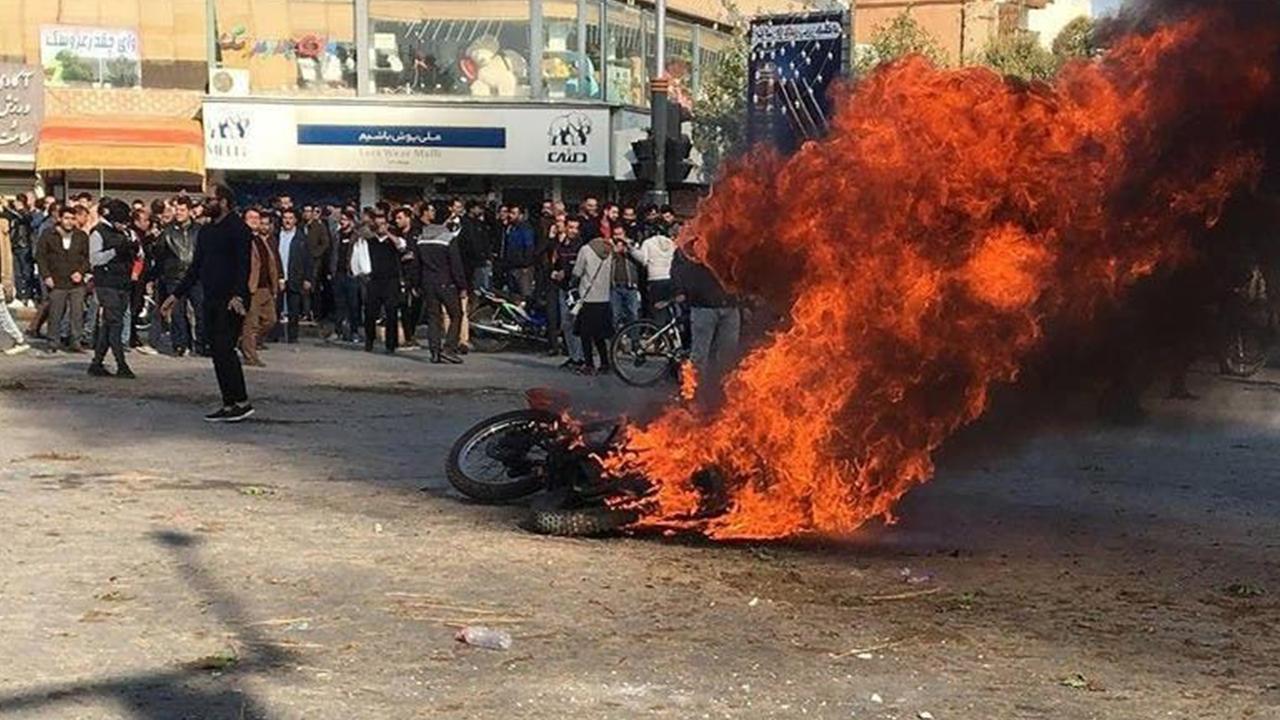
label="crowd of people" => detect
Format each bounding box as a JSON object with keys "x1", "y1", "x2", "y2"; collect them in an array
[{"x1": 2, "y1": 187, "x2": 743, "y2": 387}]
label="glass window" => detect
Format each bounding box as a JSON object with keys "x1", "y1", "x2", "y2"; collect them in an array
[
  {"x1": 697, "y1": 27, "x2": 733, "y2": 98},
  {"x1": 213, "y1": 0, "x2": 357, "y2": 95},
  {"x1": 604, "y1": 1, "x2": 647, "y2": 107},
  {"x1": 666, "y1": 18, "x2": 695, "y2": 106},
  {"x1": 369, "y1": 0, "x2": 532, "y2": 98},
  {"x1": 542, "y1": 0, "x2": 603, "y2": 101}
]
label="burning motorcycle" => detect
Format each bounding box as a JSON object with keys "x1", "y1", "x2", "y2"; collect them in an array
[{"x1": 445, "y1": 388, "x2": 646, "y2": 535}]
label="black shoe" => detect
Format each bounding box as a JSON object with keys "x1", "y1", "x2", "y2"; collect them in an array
[
  {"x1": 174, "y1": 347, "x2": 188, "y2": 358},
  {"x1": 559, "y1": 358, "x2": 580, "y2": 369},
  {"x1": 441, "y1": 351, "x2": 463, "y2": 364},
  {"x1": 430, "y1": 351, "x2": 443, "y2": 364},
  {"x1": 87, "y1": 364, "x2": 111, "y2": 377},
  {"x1": 223, "y1": 404, "x2": 255, "y2": 423},
  {"x1": 204, "y1": 407, "x2": 231, "y2": 422},
  {"x1": 115, "y1": 365, "x2": 136, "y2": 380},
  {"x1": 458, "y1": 345, "x2": 470, "y2": 355}
]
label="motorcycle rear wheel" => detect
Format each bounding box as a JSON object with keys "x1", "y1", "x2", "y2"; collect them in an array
[{"x1": 446, "y1": 409, "x2": 557, "y2": 501}]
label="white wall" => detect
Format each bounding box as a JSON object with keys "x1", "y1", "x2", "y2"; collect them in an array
[{"x1": 1028, "y1": 0, "x2": 1094, "y2": 50}]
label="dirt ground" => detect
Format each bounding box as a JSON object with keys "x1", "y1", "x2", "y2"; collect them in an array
[{"x1": 0, "y1": 342, "x2": 1276, "y2": 719}]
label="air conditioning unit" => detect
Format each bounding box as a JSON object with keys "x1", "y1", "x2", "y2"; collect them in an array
[{"x1": 208, "y1": 67, "x2": 250, "y2": 96}]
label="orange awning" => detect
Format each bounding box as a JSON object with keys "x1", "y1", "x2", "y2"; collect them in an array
[{"x1": 37, "y1": 116, "x2": 205, "y2": 177}]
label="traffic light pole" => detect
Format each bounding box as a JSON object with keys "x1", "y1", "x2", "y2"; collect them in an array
[{"x1": 647, "y1": 0, "x2": 670, "y2": 207}]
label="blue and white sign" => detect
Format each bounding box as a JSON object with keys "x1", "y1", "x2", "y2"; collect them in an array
[{"x1": 204, "y1": 101, "x2": 611, "y2": 176}]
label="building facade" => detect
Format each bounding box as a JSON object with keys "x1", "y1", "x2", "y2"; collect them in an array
[
  {"x1": 0, "y1": 0, "x2": 811, "y2": 209},
  {"x1": 853, "y1": 0, "x2": 1090, "y2": 64}
]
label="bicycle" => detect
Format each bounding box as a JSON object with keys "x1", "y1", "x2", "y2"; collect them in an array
[{"x1": 610, "y1": 300, "x2": 688, "y2": 387}]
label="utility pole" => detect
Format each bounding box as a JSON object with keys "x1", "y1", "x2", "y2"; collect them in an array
[{"x1": 648, "y1": 0, "x2": 670, "y2": 207}]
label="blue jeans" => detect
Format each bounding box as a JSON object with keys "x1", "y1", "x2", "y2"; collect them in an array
[
  {"x1": 472, "y1": 263, "x2": 493, "y2": 294},
  {"x1": 610, "y1": 286, "x2": 641, "y2": 329},
  {"x1": 152, "y1": 278, "x2": 195, "y2": 352},
  {"x1": 557, "y1": 288, "x2": 584, "y2": 362}
]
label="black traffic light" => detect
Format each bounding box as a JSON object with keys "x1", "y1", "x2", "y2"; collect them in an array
[
  {"x1": 630, "y1": 136, "x2": 655, "y2": 183},
  {"x1": 665, "y1": 134, "x2": 693, "y2": 184}
]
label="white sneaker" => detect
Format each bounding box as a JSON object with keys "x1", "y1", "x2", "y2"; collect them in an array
[
  {"x1": 3, "y1": 343, "x2": 31, "y2": 356},
  {"x1": 6, "y1": 300, "x2": 22, "y2": 310},
  {"x1": 135, "y1": 345, "x2": 159, "y2": 356}
]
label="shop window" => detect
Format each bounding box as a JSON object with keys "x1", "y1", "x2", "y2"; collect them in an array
[
  {"x1": 213, "y1": 0, "x2": 357, "y2": 96},
  {"x1": 369, "y1": 0, "x2": 532, "y2": 98},
  {"x1": 666, "y1": 18, "x2": 695, "y2": 106},
  {"x1": 542, "y1": 0, "x2": 603, "y2": 101},
  {"x1": 696, "y1": 27, "x2": 733, "y2": 98},
  {"x1": 604, "y1": 1, "x2": 647, "y2": 107}
]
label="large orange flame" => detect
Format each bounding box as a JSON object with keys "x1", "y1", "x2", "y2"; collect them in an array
[{"x1": 606, "y1": 9, "x2": 1280, "y2": 539}]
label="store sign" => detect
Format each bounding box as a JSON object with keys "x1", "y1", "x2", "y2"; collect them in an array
[
  {"x1": 204, "y1": 102, "x2": 612, "y2": 176},
  {"x1": 40, "y1": 25, "x2": 142, "y2": 88},
  {"x1": 0, "y1": 64, "x2": 43, "y2": 165},
  {"x1": 747, "y1": 12, "x2": 845, "y2": 154}
]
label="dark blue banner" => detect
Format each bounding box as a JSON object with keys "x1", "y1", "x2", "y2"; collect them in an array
[
  {"x1": 296, "y1": 125, "x2": 506, "y2": 149},
  {"x1": 747, "y1": 12, "x2": 846, "y2": 155}
]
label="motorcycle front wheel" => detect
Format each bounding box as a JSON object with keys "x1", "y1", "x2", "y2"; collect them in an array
[{"x1": 446, "y1": 409, "x2": 558, "y2": 501}]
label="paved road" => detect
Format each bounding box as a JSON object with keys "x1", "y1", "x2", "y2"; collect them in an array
[{"x1": 0, "y1": 343, "x2": 1276, "y2": 719}]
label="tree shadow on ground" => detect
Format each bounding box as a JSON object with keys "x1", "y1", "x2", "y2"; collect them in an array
[{"x1": 0, "y1": 530, "x2": 293, "y2": 720}]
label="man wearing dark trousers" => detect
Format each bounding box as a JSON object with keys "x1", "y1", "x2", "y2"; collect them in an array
[
  {"x1": 276, "y1": 208, "x2": 313, "y2": 343},
  {"x1": 363, "y1": 211, "x2": 403, "y2": 354},
  {"x1": 34, "y1": 206, "x2": 90, "y2": 351},
  {"x1": 415, "y1": 206, "x2": 465, "y2": 364},
  {"x1": 162, "y1": 184, "x2": 254, "y2": 423},
  {"x1": 88, "y1": 199, "x2": 138, "y2": 379}
]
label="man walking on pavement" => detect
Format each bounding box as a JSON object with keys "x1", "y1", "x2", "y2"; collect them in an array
[
  {"x1": 87, "y1": 199, "x2": 139, "y2": 379},
  {"x1": 162, "y1": 184, "x2": 254, "y2": 423}
]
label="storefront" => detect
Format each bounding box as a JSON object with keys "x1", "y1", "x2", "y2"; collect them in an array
[
  {"x1": 0, "y1": 63, "x2": 43, "y2": 196},
  {"x1": 204, "y1": 98, "x2": 614, "y2": 206}
]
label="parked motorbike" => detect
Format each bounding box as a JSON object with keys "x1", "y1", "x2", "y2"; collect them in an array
[
  {"x1": 445, "y1": 388, "x2": 644, "y2": 535},
  {"x1": 466, "y1": 289, "x2": 550, "y2": 353}
]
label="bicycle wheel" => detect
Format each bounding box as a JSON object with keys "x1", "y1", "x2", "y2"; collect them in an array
[
  {"x1": 611, "y1": 320, "x2": 676, "y2": 387},
  {"x1": 1220, "y1": 326, "x2": 1269, "y2": 378}
]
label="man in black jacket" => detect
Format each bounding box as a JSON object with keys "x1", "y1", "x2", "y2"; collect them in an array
[
  {"x1": 151, "y1": 197, "x2": 201, "y2": 355},
  {"x1": 162, "y1": 184, "x2": 254, "y2": 423},
  {"x1": 33, "y1": 206, "x2": 90, "y2": 351},
  {"x1": 672, "y1": 247, "x2": 740, "y2": 387},
  {"x1": 458, "y1": 200, "x2": 493, "y2": 292},
  {"x1": 415, "y1": 205, "x2": 465, "y2": 364},
  {"x1": 2, "y1": 195, "x2": 37, "y2": 303},
  {"x1": 364, "y1": 211, "x2": 403, "y2": 354},
  {"x1": 88, "y1": 199, "x2": 138, "y2": 378}
]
